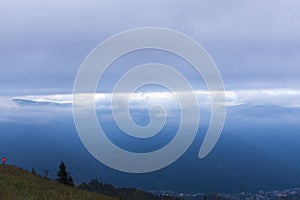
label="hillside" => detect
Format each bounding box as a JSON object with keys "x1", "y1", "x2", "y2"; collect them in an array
[{"x1": 0, "y1": 165, "x2": 115, "y2": 200}]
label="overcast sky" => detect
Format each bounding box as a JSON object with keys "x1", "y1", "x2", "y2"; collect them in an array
[{"x1": 1, "y1": 0, "x2": 300, "y2": 94}]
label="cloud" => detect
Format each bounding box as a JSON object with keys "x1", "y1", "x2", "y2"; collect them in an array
[
  {"x1": 12, "y1": 98, "x2": 72, "y2": 107},
  {"x1": 1, "y1": 88, "x2": 300, "y2": 124},
  {"x1": 225, "y1": 89, "x2": 300, "y2": 107},
  {"x1": 0, "y1": 97, "x2": 67, "y2": 123},
  {"x1": 9, "y1": 89, "x2": 300, "y2": 109},
  {"x1": 11, "y1": 94, "x2": 73, "y2": 107},
  {"x1": 0, "y1": 0, "x2": 299, "y2": 91}
]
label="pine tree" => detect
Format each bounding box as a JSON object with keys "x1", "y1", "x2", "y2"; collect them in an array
[
  {"x1": 56, "y1": 161, "x2": 74, "y2": 186},
  {"x1": 67, "y1": 172, "x2": 75, "y2": 187}
]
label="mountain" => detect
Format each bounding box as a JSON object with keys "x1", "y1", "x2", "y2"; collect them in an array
[
  {"x1": 1, "y1": 104, "x2": 300, "y2": 193},
  {"x1": 0, "y1": 164, "x2": 115, "y2": 200},
  {"x1": 12, "y1": 98, "x2": 72, "y2": 107}
]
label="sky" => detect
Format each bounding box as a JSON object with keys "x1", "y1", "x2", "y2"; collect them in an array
[
  {"x1": 0, "y1": 0, "x2": 300, "y2": 114},
  {"x1": 1, "y1": 1, "x2": 300, "y2": 186}
]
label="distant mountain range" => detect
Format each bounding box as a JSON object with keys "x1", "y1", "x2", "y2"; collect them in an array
[
  {"x1": 12, "y1": 98, "x2": 72, "y2": 107},
  {"x1": 1, "y1": 104, "x2": 300, "y2": 193}
]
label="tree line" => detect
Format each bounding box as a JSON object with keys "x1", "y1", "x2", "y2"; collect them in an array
[
  {"x1": 78, "y1": 179, "x2": 182, "y2": 200},
  {"x1": 31, "y1": 161, "x2": 182, "y2": 200}
]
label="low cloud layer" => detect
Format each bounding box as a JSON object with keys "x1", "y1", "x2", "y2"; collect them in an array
[
  {"x1": 0, "y1": 89, "x2": 300, "y2": 124},
  {"x1": 9, "y1": 89, "x2": 300, "y2": 109}
]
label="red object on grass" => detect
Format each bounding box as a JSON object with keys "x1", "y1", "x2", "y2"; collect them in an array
[{"x1": 1, "y1": 157, "x2": 6, "y2": 164}]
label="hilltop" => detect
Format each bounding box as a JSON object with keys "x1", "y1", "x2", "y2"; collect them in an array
[{"x1": 0, "y1": 164, "x2": 115, "y2": 200}]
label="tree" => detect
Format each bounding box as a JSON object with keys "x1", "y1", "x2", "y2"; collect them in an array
[
  {"x1": 31, "y1": 167, "x2": 36, "y2": 175},
  {"x1": 67, "y1": 172, "x2": 74, "y2": 186},
  {"x1": 56, "y1": 162, "x2": 74, "y2": 186}
]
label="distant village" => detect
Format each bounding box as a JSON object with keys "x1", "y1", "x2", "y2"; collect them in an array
[{"x1": 156, "y1": 187, "x2": 300, "y2": 200}]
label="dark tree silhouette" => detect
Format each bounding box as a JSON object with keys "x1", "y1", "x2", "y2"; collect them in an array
[
  {"x1": 56, "y1": 162, "x2": 74, "y2": 186},
  {"x1": 78, "y1": 179, "x2": 182, "y2": 200},
  {"x1": 31, "y1": 167, "x2": 36, "y2": 175},
  {"x1": 67, "y1": 172, "x2": 74, "y2": 186}
]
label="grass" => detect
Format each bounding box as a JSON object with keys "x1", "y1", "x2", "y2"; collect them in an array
[{"x1": 0, "y1": 164, "x2": 116, "y2": 200}]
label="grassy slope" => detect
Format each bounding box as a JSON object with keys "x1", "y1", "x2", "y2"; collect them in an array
[{"x1": 0, "y1": 165, "x2": 116, "y2": 200}]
